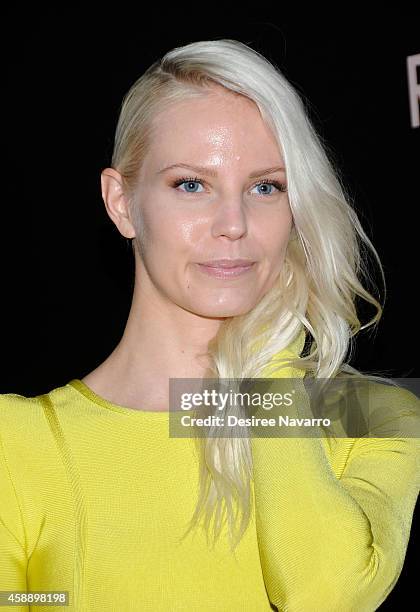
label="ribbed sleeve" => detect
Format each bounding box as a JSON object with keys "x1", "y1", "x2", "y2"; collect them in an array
[{"x1": 251, "y1": 383, "x2": 420, "y2": 611}]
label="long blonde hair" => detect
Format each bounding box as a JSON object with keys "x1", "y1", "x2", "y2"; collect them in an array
[{"x1": 110, "y1": 39, "x2": 390, "y2": 552}]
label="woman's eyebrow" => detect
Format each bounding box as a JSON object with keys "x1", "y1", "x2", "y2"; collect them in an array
[{"x1": 157, "y1": 163, "x2": 286, "y2": 179}]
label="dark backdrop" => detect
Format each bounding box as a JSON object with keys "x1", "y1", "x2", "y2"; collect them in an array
[{"x1": 2, "y1": 9, "x2": 419, "y2": 609}]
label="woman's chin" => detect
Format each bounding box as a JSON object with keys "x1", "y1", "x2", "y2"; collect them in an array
[{"x1": 187, "y1": 300, "x2": 256, "y2": 319}]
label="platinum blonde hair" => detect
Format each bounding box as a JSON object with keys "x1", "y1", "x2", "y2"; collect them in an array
[{"x1": 109, "y1": 39, "x2": 391, "y2": 552}]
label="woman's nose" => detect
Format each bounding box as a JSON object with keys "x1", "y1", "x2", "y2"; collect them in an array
[{"x1": 210, "y1": 198, "x2": 248, "y2": 240}]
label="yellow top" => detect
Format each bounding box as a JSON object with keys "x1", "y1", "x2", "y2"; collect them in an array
[{"x1": 1, "y1": 332, "x2": 420, "y2": 611}]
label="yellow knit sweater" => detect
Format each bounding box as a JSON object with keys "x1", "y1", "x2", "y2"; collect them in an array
[{"x1": 1, "y1": 333, "x2": 419, "y2": 611}]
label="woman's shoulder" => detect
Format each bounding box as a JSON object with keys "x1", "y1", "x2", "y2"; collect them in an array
[
  {"x1": 0, "y1": 380, "x2": 75, "y2": 413},
  {"x1": 353, "y1": 378, "x2": 420, "y2": 437},
  {"x1": 320, "y1": 379, "x2": 420, "y2": 473},
  {"x1": 326, "y1": 374, "x2": 420, "y2": 431},
  {"x1": 0, "y1": 382, "x2": 78, "y2": 489},
  {"x1": 0, "y1": 388, "x2": 45, "y2": 430},
  {"x1": 0, "y1": 381, "x2": 74, "y2": 448}
]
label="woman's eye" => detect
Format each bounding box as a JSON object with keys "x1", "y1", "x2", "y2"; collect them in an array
[
  {"x1": 251, "y1": 182, "x2": 285, "y2": 196},
  {"x1": 174, "y1": 178, "x2": 205, "y2": 194}
]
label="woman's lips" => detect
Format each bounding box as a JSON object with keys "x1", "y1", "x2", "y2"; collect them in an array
[{"x1": 196, "y1": 262, "x2": 256, "y2": 278}]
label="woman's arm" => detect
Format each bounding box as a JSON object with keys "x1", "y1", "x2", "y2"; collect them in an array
[
  {"x1": 0, "y1": 425, "x2": 30, "y2": 611},
  {"x1": 251, "y1": 383, "x2": 420, "y2": 611}
]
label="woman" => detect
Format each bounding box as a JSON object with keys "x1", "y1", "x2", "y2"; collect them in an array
[{"x1": 1, "y1": 39, "x2": 419, "y2": 611}]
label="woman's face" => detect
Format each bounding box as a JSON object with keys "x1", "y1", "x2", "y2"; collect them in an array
[{"x1": 131, "y1": 86, "x2": 293, "y2": 318}]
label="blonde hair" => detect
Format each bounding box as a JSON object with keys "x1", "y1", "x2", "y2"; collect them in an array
[{"x1": 110, "y1": 39, "x2": 392, "y2": 552}]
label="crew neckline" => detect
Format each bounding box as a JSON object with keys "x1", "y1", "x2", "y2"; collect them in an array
[{"x1": 67, "y1": 379, "x2": 170, "y2": 419}]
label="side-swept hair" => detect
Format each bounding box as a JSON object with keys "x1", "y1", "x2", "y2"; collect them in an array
[{"x1": 110, "y1": 39, "x2": 391, "y2": 552}]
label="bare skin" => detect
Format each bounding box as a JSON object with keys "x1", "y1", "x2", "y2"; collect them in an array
[{"x1": 81, "y1": 84, "x2": 293, "y2": 411}]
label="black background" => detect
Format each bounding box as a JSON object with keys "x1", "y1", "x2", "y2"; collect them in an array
[{"x1": 2, "y1": 8, "x2": 419, "y2": 608}]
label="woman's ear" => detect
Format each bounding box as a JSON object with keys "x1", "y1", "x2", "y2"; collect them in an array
[{"x1": 100, "y1": 168, "x2": 136, "y2": 239}]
